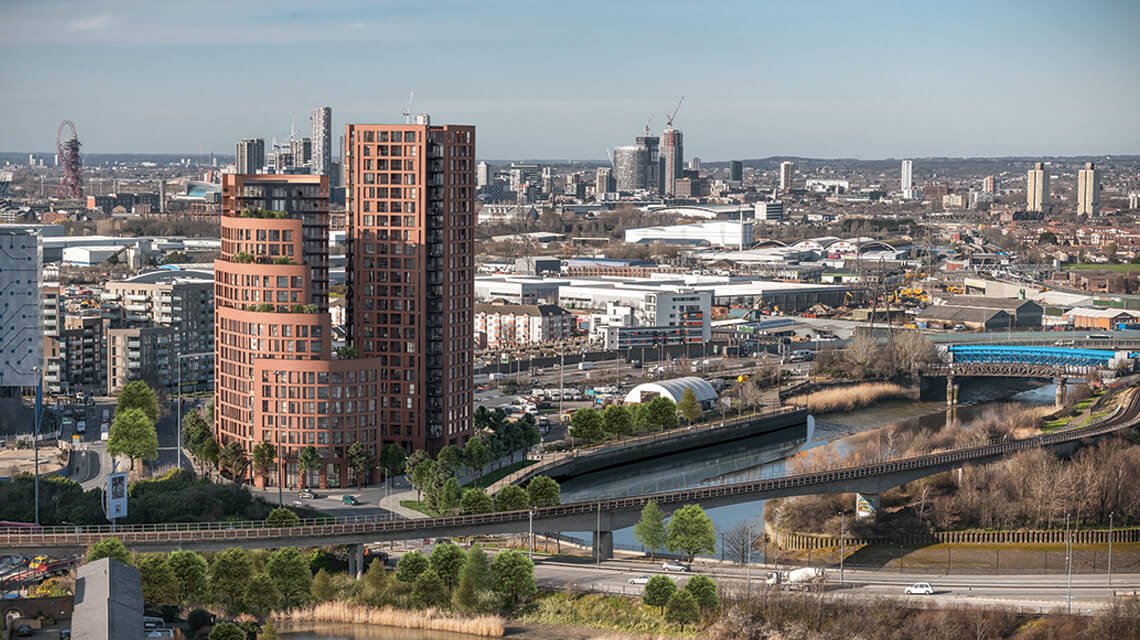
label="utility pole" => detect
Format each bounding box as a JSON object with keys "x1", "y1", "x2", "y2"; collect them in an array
[
  {"x1": 529, "y1": 509, "x2": 534, "y2": 561},
  {"x1": 33, "y1": 368, "x2": 41, "y2": 526},
  {"x1": 1108, "y1": 512, "x2": 1114, "y2": 588},
  {"x1": 745, "y1": 523, "x2": 752, "y2": 599},
  {"x1": 839, "y1": 510, "x2": 846, "y2": 586},
  {"x1": 1065, "y1": 513, "x2": 1073, "y2": 615}
]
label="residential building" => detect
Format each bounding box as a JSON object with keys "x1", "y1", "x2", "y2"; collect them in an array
[
  {"x1": 942, "y1": 193, "x2": 969, "y2": 209},
  {"x1": 730, "y1": 160, "x2": 743, "y2": 182},
  {"x1": 235, "y1": 138, "x2": 266, "y2": 175},
  {"x1": 983, "y1": 175, "x2": 998, "y2": 193},
  {"x1": 1077, "y1": 162, "x2": 1100, "y2": 216},
  {"x1": 689, "y1": 157, "x2": 701, "y2": 171},
  {"x1": 900, "y1": 160, "x2": 913, "y2": 196},
  {"x1": 0, "y1": 228, "x2": 42, "y2": 388},
  {"x1": 779, "y1": 161, "x2": 795, "y2": 193},
  {"x1": 636, "y1": 136, "x2": 661, "y2": 193},
  {"x1": 345, "y1": 117, "x2": 475, "y2": 453},
  {"x1": 595, "y1": 167, "x2": 614, "y2": 195},
  {"x1": 106, "y1": 326, "x2": 173, "y2": 394},
  {"x1": 754, "y1": 201, "x2": 784, "y2": 222},
  {"x1": 662, "y1": 129, "x2": 683, "y2": 196},
  {"x1": 474, "y1": 303, "x2": 572, "y2": 348},
  {"x1": 614, "y1": 145, "x2": 648, "y2": 192},
  {"x1": 1027, "y1": 162, "x2": 1050, "y2": 213},
  {"x1": 216, "y1": 173, "x2": 385, "y2": 489},
  {"x1": 311, "y1": 106, "x2": 332, "y2": 176},
  {"x1": 477, "y1": 161, "x2": 490, "y2": 188}
]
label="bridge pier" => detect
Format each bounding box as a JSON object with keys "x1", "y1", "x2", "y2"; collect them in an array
[
  {"x1": 946, "y1": 377, "x2": 959, "y2": 407},
  {"x1": 348, "y1": 543, "x2": 364, "y2": 579},
  {"x1": 1055, "y1": 378, "x2": 1066, "y2": 408},
  {"x1": 592, "y1": 530, "x2": 613, "y2": 562}
]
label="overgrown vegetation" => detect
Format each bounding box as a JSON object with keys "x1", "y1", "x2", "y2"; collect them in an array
[
  {"x1": 786, "y1": 383, "x2": 908, "y2": 413},
  {"x1": 812, "y1": 331, "x2": 937, "y2": 380}
]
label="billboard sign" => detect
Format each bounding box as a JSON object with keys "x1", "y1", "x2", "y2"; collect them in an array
[
  {"x1": 855, "y1": 493, "x2": 878, "y2": 520},
  {"x1": 107, "y1": 472, "x2": 128, "y2": 520}
]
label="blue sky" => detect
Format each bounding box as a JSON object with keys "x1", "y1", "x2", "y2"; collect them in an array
[{"x1": 2, "y1": 0, "x2": 1138, "y2": 160}]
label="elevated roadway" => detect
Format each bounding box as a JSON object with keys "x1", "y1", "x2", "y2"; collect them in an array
[{"x1": 4, "y1": 390, "x2": 1138, "y2": 558}]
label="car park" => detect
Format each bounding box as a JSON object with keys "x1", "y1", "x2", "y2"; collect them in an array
[
  {"x1": 662, "y1": 561, "x2": 690, "y2": 572},
  {"x1": 905, "y1": 582, "x2": 934, "y2": 595}
]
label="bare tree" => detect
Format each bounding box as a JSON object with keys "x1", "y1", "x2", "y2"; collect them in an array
[{"x1": 723, "y1": 521, "x2": 756, "y2": 565}]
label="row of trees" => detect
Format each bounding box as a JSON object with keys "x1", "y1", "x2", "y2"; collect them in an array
[
  {"x1": 642, "y1": 574, "x2": 719, "y2": 630},
  {"x1": 395, "y1": 545, "x2": 537, "y2": 611},
  {"x1": 568, "y1": 394, "x2": 692, "y2": 445},
  {"x1": 813, "y1": 331, "x2": 937, "y2": 381},
  {"x1": 634, "y1": 502, "x2": 718, "y2": 561},
  {"x1": 107, "y1": 380, "x2": 160, "y2": 472}
]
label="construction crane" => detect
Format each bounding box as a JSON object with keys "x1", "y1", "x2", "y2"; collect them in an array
[
  {"x1": 665, "y1": 96, "x2": 685, "y2": 129},
  {"x1": 402, "y1": 91, "x2": 414, "y2": 124},
  {"x1": 643, "y1": 115, "x2": 653, "y2": 137}
]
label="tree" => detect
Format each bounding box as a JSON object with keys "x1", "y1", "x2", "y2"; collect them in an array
[
  {"x1": 437, "y1": 444, "x2": 464, "y2": 477},
  {"x1": 168, "y1": 550, "x2": 208, "y2": 606},
  {"x1": 108, "y1": 408, "x2": 158, "y2": 472},
  {"x1": 379, "y1": 443, "x2": 408, "y2": 484},
  {"x1": 430, "y1": 543, "x2": 468, "y2": 591},
  {"x1": 517, "y1": 415, "x2": 542, "y2": 461},
  {"x1": 526, "y1": 475, "x2": 561, "y2": 507},
  {"x1": 667, "y1": 504, "x2": 717, "y2": 561},
  {"x1": 310, "y1": 568, "x2": 335, "y2": 602},
  {"x1": 643, "y1": 396, "x2": 678, "y2": 432},
  {"x1": 396, "y1": 551, "x2": 429, "y2": 583},
  {"x1": 495, "y1": 485, "x2": 530, "y2": 512},
  {"x1": 86, "y1": 538, "x2": 131, "y2": 565},
  {"x1": 602, "y1": 404, "x2": 634, "y2": 439},
  {"x1": 199, "y1": 436, "x2": 221, "y2": 475},
  {"x1": 1038, "y1": 231, "x2": 1058, "y2": 245},
  {"x1": 460, "y1": 544, "x2": 492, "y2": 592},
  {"x1": 460, "y1": 488, "x2": 494, "y2": 515},
  {"x1": 117, "y1": 379, "x2": 158, "y2": 423},
  {"x1": 265, "y1": 547, "x2": 311, "y2": 608},
  {"x1": 208, "y1": 622, "x2": 245, "y2": 640},
  {"x1": 208, "y1": 548, "x2": 252, "y2": 612},
  {"x1": 219, "y1": 441, "x2": 247, "y2": 483},
  {"x1": 683, "y1": 574, "x2": 719, "y2": 612},
  {"x1": 569, "y1": 407, "x2": 606, "y2": 443},
  {"x1": 722, "y1": 521, "x2": 754, "y2": 565},
  {"x1": 298, "y1": 445, "x2": 320, "y2": 489},
  {"x1": 182, "y1": 410, "x2": 212, "y2": 474},
  {"x1": 243, "y1": 572, "x2": 281, "y2": 619},
  {"x1": 260, "y1": 622, "x2": 280, "y2": 640},
  {"x1": 346, "y1": 442, "x2": 371, "y2": 487},
  {"x1": 464, "y1": 436, "x2": 491, "y2": 486},
  {"x1": 634, "y1": 501, "x2": 668, "y2": 560},
  {"x1": 361, "y1": 558, "x2": 390, "y2": 604},
  {"x1": 490, "y1": 550, "x2": 536, "y2": 606},
  {"x1": 408, "y1": 453, "x2": 436, "y2": 502},
  {"x1": 251, "y1": 442, "x2": 276, "y2": 487},
  {"x1": 677, "y1": 387, "x2": 702, "y2": 425},
  {"x1": 412, "y1": 569, "x2": 449, "y2": 609},
  {"x1": 265, "y1": 507, "x2": 299, "y2": 528},
  {"x1": 136, "y1": 554, "x2": 178, "y2": 608},
  {"x1": 438, "y1": 477, "x2": 463, "y2": 514},
  {"x1": 643, "y1": 575, "x2": 676, "y2": 613},
  {"x1": 665, "y1": 590, "x2": 700, "y2": 630}
]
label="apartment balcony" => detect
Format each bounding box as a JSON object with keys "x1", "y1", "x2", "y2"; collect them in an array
[
  {"x1": 126, "y1": 314, "x2": 149, "y2": 322},
  {"x1": 125, "y1": 304, "x2": 149, "y2": 312},
  {"x1": 100, "y1": 292, "x2": 121, "y2": 301},
  {"x1": 126, "y1": 294, "x2": 148, "y2": 303}
]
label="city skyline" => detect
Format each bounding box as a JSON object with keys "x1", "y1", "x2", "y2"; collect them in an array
[{"x1": 2, "y1": 1, "x2": 1139, "y2": 159}]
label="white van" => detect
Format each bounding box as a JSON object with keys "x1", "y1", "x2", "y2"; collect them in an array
[{"x1": 577, "y1": 361, "x2": 595, "y2": 371}]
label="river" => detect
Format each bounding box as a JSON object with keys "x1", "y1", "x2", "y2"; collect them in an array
[{"x1": 557, "y1": 378, "x2": 1057, "y2": 556}]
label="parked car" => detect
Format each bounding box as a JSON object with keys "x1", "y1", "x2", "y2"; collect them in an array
[
  {"x1": 905, "y1": 582, "x2": 935, "y2": 595},
  {"x1": 662, "y1": 561, "x2": 690, "y2": 572},
  {"x1": 341, "y1": 495, "x2": 359, "y2": 505},
  {"x1": 16, "y1": 625, "x2": 31, "y2": 637},
  {"x1": 298, "y1": 489, "x2": 316, "y2": 499},
  {"x1": 628, "y1": 574, "x2": 651, "y2": 585}
]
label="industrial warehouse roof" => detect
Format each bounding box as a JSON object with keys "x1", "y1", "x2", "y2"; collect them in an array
[
  {"x1": 475, "y1": 303, "x2": 568, "y2": 317},
  {"x1": 624, "y1": 376, "x2": 717, "y2": 405},
  {"x1": 945, "y1": 295, "x2": 1043, "y2": 311},
  {"x1": 917, "y1": 305, "x2": 1010, "y2": 323}
]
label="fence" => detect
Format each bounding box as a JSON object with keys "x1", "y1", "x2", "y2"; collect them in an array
[{"x1": 777, "y1": 526, "x2": 1140, "y2": 551}]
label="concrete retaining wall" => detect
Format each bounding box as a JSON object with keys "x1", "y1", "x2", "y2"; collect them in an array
[{"x1": 776, "y1": 526, "x2": 1140, "y2": 551}]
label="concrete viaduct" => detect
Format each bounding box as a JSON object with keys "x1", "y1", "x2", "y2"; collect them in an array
[{"x1": 5, "y1": 388, "x2": 1137, "y2": 567}]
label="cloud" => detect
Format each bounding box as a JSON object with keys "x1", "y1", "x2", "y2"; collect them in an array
[{"x1": 65, "y1": 14, "x2": 113, "y2": 32}]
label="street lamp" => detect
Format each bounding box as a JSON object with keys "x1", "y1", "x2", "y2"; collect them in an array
[
  {"x1": 839, "y1": 510, "x2": 846, "y2": 586},
  {"x1": 1108, "y1": 512, "x2": 1114, "y2": 588}
]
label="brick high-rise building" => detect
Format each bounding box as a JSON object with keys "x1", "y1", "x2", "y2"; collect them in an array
[
  {"x1": 1027, "y1": 162, "x2": 1050, "y2": 213},
  {"x1": 661, "y1": 129, "x2": 683, "y2": 196},
  {"x1": 345, "y1": 115, "x2": 475, "y2": 454},
  {"x1": 215, "y1": 173, "x2": 387, "y2": 489},
  {"x1": 1077, "y1": 162, "x2": 1100, "y2": 216}
]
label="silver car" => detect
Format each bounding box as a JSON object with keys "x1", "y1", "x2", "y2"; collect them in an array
[{"x1": 662, "y1": 561, "x2": 690, "y2": 572}]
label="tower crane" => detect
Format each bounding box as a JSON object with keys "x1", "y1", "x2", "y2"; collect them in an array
[
  {"x1": 643, "y1": 115, "x2": 653, "y2": 137},
  {"x1": 665, "y1": 96, "x2": 685, "y2": 129},
  {"x1": 402, "y1": 91, "x2": 414, "y2": 124}
]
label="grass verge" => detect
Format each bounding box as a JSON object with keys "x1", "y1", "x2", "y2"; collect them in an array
[
  {"x1": 399, "y1": 500, "x2": 442, "y2": 517},
  {"x1": 464, "y1": 459, "x2": 537, "y2": 489},
  {"x1": 518, "y1": 591, "x2": 695, "y2": 637},
  {"x1": 272, "y1": 602, "x2": 505, "y2": 637}
]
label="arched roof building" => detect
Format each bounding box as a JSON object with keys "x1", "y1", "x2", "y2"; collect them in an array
[{"x1": 624, "y1": 376, "x2": 718, "y2": 408}]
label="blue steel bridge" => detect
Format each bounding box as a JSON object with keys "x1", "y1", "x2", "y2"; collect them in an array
[{"x1": 946, "y1": 344, "x2": 1133, "y2": 367}]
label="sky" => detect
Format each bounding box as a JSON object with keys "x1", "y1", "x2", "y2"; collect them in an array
[{"x1": 1, "y1": 0, "x2": 1139, "y2": 161}]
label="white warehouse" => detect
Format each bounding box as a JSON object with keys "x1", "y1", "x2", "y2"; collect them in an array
[{"x1": 625, "y1": 220, "x2": 753, "y2": 248}]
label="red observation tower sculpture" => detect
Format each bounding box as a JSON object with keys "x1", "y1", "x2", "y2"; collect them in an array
[{"x1": 56, "y1": 120, "x2": 83, "y2": 199}]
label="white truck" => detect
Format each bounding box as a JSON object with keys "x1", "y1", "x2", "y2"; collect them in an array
[{"x1": 766, "y1": 567, "x2": 826, "y2": 590}]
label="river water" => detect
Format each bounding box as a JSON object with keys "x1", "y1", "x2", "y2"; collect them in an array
[{"x1": 558, "y1": 379, "x2": 1057, "y2": 556}]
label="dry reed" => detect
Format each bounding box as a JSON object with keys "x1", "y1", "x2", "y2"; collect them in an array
[
  {"x1": 271, "y1": 601, "x2": 505, "y2": 637},
  {"x1": 787, "y1": 383, "x2": 907, "y2": 413}
]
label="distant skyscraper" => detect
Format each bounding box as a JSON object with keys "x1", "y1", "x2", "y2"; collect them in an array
[
  {"x1": 900, "y1": 160, "x2": 913, "y2": 197},
  {"x1": 234, "y1": 138, "x2": 265, "y2": 174},
  {"x1": 983, "y1": 175, "x2": 998, "y2": 194},
  {"x1": 1027, "y1": 162, "x2": 1050, "y2": 213},
  {"x1": 614, "y1": 146, "x2": 648, "y2": 192},
  {"x1": 661, "y1": 129, "x2": 683, "y2": 196},
  {"x1": 310, "y1": 106, "x2": 332, "y2": 176},
  {"x1": 1077, "y1": 162, "x2": 1100, "y2": 216},
  {"x1": 779, "y1": 161, "x2": 795, "y2": 193},
  {"x1": 476, "y1": 161, "x2": 490, "y2": 188},
  {"x1": 595, "y1": 167, "x2": 614, "y2": 194},
  {"x1": 688, "y1": 157, "x2": 701, "y2": 171},
  {"x1": 729, "y1": 160, "x2": 743, "y2": 182},
  {"x1": 635, "y1": 136, "x2": 661, "y2": 193}
]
